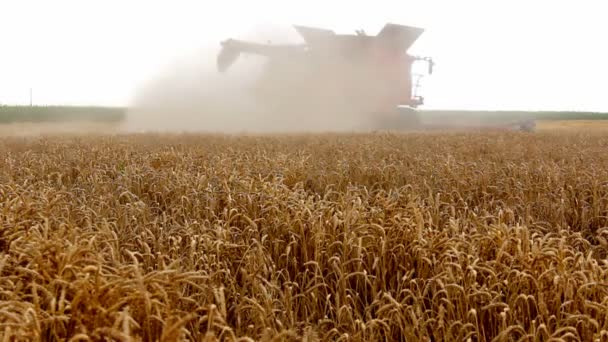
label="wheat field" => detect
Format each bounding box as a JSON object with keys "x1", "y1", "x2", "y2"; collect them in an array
[
  {"x1": 1, "y1": 130, "x2": 608, "y2": 341},
  {"x1": 536, "y1": 120, "x2": 608, "y2": 132}
]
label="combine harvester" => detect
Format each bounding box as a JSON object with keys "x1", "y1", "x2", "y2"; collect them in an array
[{"x1": 217, "y1": 23, "x2": 535, "y2": 132}]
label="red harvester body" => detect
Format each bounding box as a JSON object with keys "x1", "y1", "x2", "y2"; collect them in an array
[{"x1": 216, "y1": 23, "x2": 434, "y2": 128}]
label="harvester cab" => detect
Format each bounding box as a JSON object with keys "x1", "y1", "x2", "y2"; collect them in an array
[{"x1": 216, "y1": 23, "x2": 434, "y2": 129}]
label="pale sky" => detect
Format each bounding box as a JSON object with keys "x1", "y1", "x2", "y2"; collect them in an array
[{"x1": 1, "y1": 0, "x2": 607, "y2": 111}]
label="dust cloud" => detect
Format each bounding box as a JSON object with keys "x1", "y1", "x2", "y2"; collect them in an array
[{"x1": 124, "y1": 25, "x2": 380, "y2": 134}]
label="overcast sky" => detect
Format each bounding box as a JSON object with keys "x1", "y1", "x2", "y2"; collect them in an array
[{"x1": 1, "y1": 0, "x2": 606, "y2": 111}]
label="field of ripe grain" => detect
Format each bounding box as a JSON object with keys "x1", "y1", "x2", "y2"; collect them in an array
[
  {"x1": 537, "y1": 119, "x2": 608, "y2": 131},
  {"x1": 0, "y1": 122, "x2": 121, "y2": 137},
  {"x1": 1, "y1": 131, "x2": 608, "y2": 341}
]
